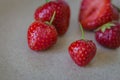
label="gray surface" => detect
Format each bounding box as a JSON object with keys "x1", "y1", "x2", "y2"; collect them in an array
[{"x1": 0, "y1": 0, "x2": 120, "y2": 80}]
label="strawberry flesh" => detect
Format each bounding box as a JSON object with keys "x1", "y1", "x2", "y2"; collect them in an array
[{"x1": 79, "y1": 0, "x2": 119, "y2": 30}]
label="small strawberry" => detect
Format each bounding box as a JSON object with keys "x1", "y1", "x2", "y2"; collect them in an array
[
  {"x1": 28, "y1": 12, "x2": 58, "y2": 51},
  {"x1": 95, "y1": 22, "x2": 120, "y2": 49},
  {"x1": 79, "y1": 0, "x2": 119, "y2": 30},
  {"x1": 34, "y1": 0, "x2": 70, "y2": 35},
  {"x1": 68, "y1": 24, "x2": 97, "y2": 67}
]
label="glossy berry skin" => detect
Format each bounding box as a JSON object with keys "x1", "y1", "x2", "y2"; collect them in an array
[
  {"x1": 68, "y1": 40, "x2": 97, "y2": 67},
  {"x1": 79, "y1": 0, "x2": 119, "y2": 30},
  {"x1": 34, "y1": 0, "x2": 70, "y2": 35},
  {"x1": 27, "y1": 21, "x2": 58, "y2": 51},
  {"x1": 95, "y1": 24, "x2": 120, "y2": 49}
]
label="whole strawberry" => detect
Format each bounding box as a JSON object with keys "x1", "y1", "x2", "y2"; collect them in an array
[
  {"x1": 28, "y1": 12, "x2": 58, "y2": 51},
  {"x1": 95, "y1": 22, "x2": 120, "y2": 49},
  {"x1": 79, "y1": 0, "x2": 119, "y2": 30},
  {"x1": 34, "y1": 0, "x2": 70, "y2": 35},
  {"x1": 68, "y1": 24, "x2": 97, "y2": 67}
]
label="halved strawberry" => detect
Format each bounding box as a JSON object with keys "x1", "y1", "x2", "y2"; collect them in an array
[{"x1": 79, "y1": 0, "x2": 119, "y2": 30}]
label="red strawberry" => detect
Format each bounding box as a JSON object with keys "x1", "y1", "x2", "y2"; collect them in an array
[
  {"x1": 34, "y1": 0, "x2": 70, "y2": 35},
  {"x1": 69, "y1": 40, "x2": 96, "y2": 66},
  {"x1": 27, "y1": 21, "x2": 58, "y2": 51},
  {"x1": 79, "y1": 0, "x2": 119, "y2": 30},
  {"x1": 68, "y1": 24, "x2": 97, "y2": 66},
  {"x1": 28, "y1": 12, "x2": 58, "y2": 51},
  {"x1": 95, "y1": 22, "x2": 120, "y2": 49}
]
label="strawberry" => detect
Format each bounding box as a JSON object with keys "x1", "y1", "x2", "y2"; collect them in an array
[
  {"x1": 28, "y1": 12, "x2": 58, "y2": 51},
  {"x1": 34, "y1": 0, "x2": 70, "y2": 36},
  {"x1": 69, "y1": 40, "x2": 96, "y2": 66},
  {"x1": 95, "y1": 22, "x2": 120, "y2": 49},
  {"x1": 68, "y1": 24, "x2": 97, "y2": 66},
  {"x1": 79, "y1": 0, "x2": 119, "y2": 30}
]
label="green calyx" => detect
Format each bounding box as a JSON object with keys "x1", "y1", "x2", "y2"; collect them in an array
[
  {"x1": 45, "y1": 0, "x2": 50, "y2": 3},
  {"x1": 45, "y1": 11, "x2": 56, "y2": 25},
  {"x1": 96, "y1": 22, "x2": 115, "y2": 32},
  {"x1": 79, "y1": 23, "x2": 85, "y2": 40}
]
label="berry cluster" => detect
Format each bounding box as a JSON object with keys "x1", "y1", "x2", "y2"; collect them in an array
[
  {"x1": 27, "y1": 0, "x2": 120, "y2": 67},
  {"x1": 27, "y1": 0, "x2": 70, "y2": 51}
]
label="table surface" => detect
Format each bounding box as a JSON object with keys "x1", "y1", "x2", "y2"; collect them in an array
[{"x1": 0, "y1": 0, "x2": 120, "y2": 80}]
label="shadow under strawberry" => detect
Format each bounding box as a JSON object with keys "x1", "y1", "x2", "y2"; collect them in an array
[{"x1": 90, "y1": 49, "x2": 119, "y2": 68}]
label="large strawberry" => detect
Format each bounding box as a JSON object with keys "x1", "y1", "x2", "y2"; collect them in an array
[
  {"x1": 34, "y1": 0, "x2": 70, "y2": 35},
  {"x1": 68, "y1": 24, "x2": 97, "y2": 66},
  {"x1": 95, "y1": 22, "x2": 120, "y2": 49},
  {"x1": 28, "y1": 12, "x2": 58, "y2": 51},
  {"x1": 79, "y1": 0, "x2": 119, "y2": 30}
]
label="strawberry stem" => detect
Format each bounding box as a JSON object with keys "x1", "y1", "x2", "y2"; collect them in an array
[
  {"x1": 46, "y1": 0, "x2": 50, "y2": 3},
  {"x1": 80, "y1": 23, "x2": 85, "y2": 40},
  {"x1": 50, "y1": 11, "x2": 56, "y2": 25}
]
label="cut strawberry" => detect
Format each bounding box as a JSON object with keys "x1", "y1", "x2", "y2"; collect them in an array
[{"x1": 79, "y1": 0, "x2": 119, "y2": 30}]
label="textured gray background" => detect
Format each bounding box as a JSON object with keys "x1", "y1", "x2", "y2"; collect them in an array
[{"x1": 0, "y1": 0, "x2": 120, "y2": 80}]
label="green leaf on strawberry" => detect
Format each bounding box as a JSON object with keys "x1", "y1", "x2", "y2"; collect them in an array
[{"x1": 96, "y1": 22, "x2": 115, "y2": 32}]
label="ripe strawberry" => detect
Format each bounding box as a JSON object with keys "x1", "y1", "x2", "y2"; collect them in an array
[
  {"x1": 34, "y1": 0, "x2": 70, "y2": 35},
  {"x1": 28, "y1": 12, "x2": 58, "y2": 51},
  {"x1": 95, "y1": 22, "x2": 120, "y2": 49},
  {"x1": 79, "y1": 0, "x2": 119, "y2": 30},
  {"x1": 69, "y1": 40, "x2": 96, "y2": 66},
  {"x1": 68, "y1": 24, "x2": 97, "y2": 67}
]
